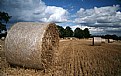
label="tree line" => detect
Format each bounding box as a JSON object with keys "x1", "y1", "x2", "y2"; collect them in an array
[
  {"x1": 57, "y1": 25, "x2": 90, "y2": 39},
  {"x1": 0, "y1": 11, "x2": 11, "y2": 38},
  {"x1": 57, "y1": 25, "x2": 121, "y2": 40}
]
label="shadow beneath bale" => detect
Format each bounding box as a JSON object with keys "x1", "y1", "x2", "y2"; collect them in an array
[{"x1": 9, "y1": 63, "x2": 44, "y2": 70}]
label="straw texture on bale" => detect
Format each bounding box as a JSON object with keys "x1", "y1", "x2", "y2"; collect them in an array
[
  {"x1": 92, "y1": 37, "x2": 101, "y2": 46},
  {"x1": 5, "y1": 22, "x2": 59, "y2": 69}
]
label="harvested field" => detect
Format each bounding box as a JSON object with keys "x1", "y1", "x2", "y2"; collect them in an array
[{"x1": 0, "y1": 39, "x2": 121, "y2": 76}]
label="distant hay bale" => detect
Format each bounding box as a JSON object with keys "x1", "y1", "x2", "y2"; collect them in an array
[
  {"x1": 70, "y1": 38, "x2": 73, "y2": 40},
  {"x1": 92, "y1": 37, "x2": 101, "y2": 46},
  {"x1": 106, "y1": 39, "x2": 114, "y2": 43},
  {"x1": 101, "y1": 38, "x2": 106, "y2": 43},
  {"x1": 109, "y1": 39, "x2": 114, "y2": 43},
  {"x1": 89, "y1": 38, "x2": 92, "y2": 40},
  {"x1": 105, "y1": 39, "x2": 109, "y2": 43},
  {"x1": 5, "y1": 22, "x2": 59, "y2": 69},
  {"x1": 64, "y1": 37, "x2": 70, "y2": 39}
]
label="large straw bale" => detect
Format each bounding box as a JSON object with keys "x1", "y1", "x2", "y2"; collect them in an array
[
  {"x1": 92, "y1": 37, "x2": 101, "y2": 46},
  {"x1": 5, "y1": 22, "x2": 59, "y2": 69}
]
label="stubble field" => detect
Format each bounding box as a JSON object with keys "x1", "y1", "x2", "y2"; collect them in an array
[{"x1": 0, "y1": 39, "x2": 121, "y2": 76}]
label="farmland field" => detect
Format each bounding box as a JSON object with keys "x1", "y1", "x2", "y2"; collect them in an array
[{"x1": 0, "y1": 39, "x2": 121, "y2": 76}]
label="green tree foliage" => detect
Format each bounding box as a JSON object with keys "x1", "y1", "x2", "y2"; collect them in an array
[
  {"x1": 65, "y1": 26, "x2": 73, "y2": 37},
  {"x1": 56, "y1": 25, "x2": 65, "y2": 38},
  {"x1": 74, "y1": 27, "x2": 83, "y2": 39},
  {"x1": 83, "y1": 28, "x2": 90, "y2": 38},
  {"x1": 57, "y1": 25, "x2": 90, "y2": 38},
  {"x1": 0, "y1": 11, "x2": 11, "y2": 31},
  {"x1": 105, "y1": 34, "x2": 118, "y2": 40}
]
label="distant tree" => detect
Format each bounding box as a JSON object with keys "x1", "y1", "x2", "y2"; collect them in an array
[
  {"x1": 105, "y1": 34, "x2": 118, "y2": 40},
  {"x1": 105, "y1": 34, "x2": 112, "y2": 39},
  {"x1": 118, "y1": 36, "x2": 121, "y2": 40},
  {"x1": 83, "y1": 28, "x2": 90, "y2": 38},
  {"x1": 0, "y1": 11, "x2": 11, "y2": 30},
  {"x1": 56, "y1": 25, "x2": 65, "y2": 38},
  {"x1": 0, "y1": 11, "x2": 11, "y2": 38},
  {"x1": 74, "y1": 27, "x2": 83, "y2": 39},
  {"x1": 112, "y1": 34, "x2": 118, "y2": 40},
  {"x1": 65, "y1": 26, "x2": 73, "y2": 37}
]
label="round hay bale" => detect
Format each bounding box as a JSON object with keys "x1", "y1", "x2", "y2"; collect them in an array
[
  {"x1": 101, "y1": 38, "x2": 106, "y2": 43},
  {"x1": 92, "y1": 37, "x2": 101, "y2": 46},
  {"x1": 5, "y1": 22, "x2": 59, "y2": 69},
  {"x1": 105, "y1": 39, "x2": 114, "y2": 43},
  {"x1": 105, "y1": 39, "x2": 109, "y2": 43},
  {"x1": 109, "y1": 39, "x2": 114, "y2": 43}
]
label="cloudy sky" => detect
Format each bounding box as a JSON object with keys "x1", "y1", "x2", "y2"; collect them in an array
[{"x1": 0, "y1": 0, "x2": 121, "y2": 36}]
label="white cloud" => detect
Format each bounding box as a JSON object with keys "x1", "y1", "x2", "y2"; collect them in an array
[
  {"x1": 0, "y1": 0, "x2": 69, "y2": 23},
  {"x1": 70, "y1": 25, "x2": 90, "y2": 30},
  {"x1": 74, "y1": 5, "x2": 121, "y2": 35},
  {"x1": 75, "y1": 5, "x2": 121, "y2": 24},
  {"x1": 42, "y1": 6, "x2": 68, "y2": 22}
]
